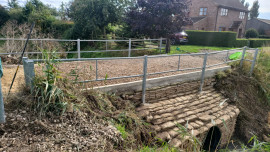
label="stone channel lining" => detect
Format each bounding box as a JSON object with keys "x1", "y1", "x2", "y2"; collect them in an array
[
  {"x1": 136, "y1": 83, "x2": 239, "y2": 149},
  {"x1": 93, "y1": 65, "x2": 239, "y2": 149}
]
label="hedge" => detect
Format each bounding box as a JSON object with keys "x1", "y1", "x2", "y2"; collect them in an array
[
  {"x1": 186, "y1": 30, "x2": 270, "y2": 48},
  {"x1": 259, "y1": 35, "x2": 270, "y2": 39},
  {"x1": 186, "y1": 30, "x2": 236, "y2": 47},
  {"x1": 234, "y1": 39, "x2": 249, "y2": 47},
  {"x1": 249, "y1": 39, "x2": 270, "y2": 48}
]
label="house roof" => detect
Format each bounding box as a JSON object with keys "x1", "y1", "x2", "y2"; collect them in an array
[
  {"x1": 213, "y1": 0, "x2": 249, "y2": 12},
  {"x1": 257, "y1": 18, "x2": 270, "y2": 25},
  {"x1": 191, "y1": 17, "x2": 206, "y2": 23}
]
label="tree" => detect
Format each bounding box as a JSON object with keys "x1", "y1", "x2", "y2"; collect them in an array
[
  {"x1": 240, "y1": 0, "x2": 249, "y2": 8},
  {"x1": 245, "y1": 2, "x2": 249, "y2": 8},
  {"x1": 69, "y1": 0, "x2": 121, "y2": 39},
  {"x1": 0, "y1": 5, "x2": 10, "y2": 28},
  {"x1": 245, "y1": 28, "x2": 259, "y2": 38},
  {"x1": 8, "y1": 0, "x2": 19, "y2": 9},
  {"x1": 126, "y1": 0, "x2": 191, "y2": 52},
  {"x1": 250, "y1": 0, "x2": 259, "y2": 19}
]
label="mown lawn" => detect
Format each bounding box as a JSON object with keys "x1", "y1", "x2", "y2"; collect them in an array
[{"x1": 169, "y1": 45, "x2": 236, "y2": 54}]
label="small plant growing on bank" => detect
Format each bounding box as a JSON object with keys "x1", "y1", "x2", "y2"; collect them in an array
[{"x1": 33, "y1": 49, "x2": 74, "y2": 117}]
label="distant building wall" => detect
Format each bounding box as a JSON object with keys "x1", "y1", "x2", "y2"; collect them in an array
[{"x1": 246, "y1": 19, "x2": 270, "y2": 35}]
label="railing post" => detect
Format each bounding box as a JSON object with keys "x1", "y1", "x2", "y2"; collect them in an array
[
  {"x1": 77, "y1": 39, "x2": 81, "y2": 59},
  {"x1": 240, "y1": 46, "x2": 247, "y2": 68},
  {"x1": 0, "y1": 57, "x2": 5, "y2": 124},
  {"x1": 249, "y1": 48, "x2": 259, "y2": 76},
  {"x1": 159, "y1": 37, "x2": 162, "y2": 53},
  {"x1": 142, "y1": 55, "x2": 148, "y2": 104},
  {"x1": 225, "y1": 50, "x2": 229, "y2": 63},
  {"x1": 199, "y1": 53, "x2": 208, "y2": 92},
  {"x1": 23, "y1": 57, "x2": 35, "y2": 92},
  {"x1": 128, "y1": 39, "x2": 131, "y2": 57},
  {"x1": 177, "y1": 55, "x2": 181, "y2": 71},
  {"x1": 40, "y1": 40, "x2": 43, "y2": 50},
  {"x1": 106, "y1": 41, "x2": 108, "y2": 51},
  {"x1": 96, "y1": 59, "x2": 98, "y2": 80}
]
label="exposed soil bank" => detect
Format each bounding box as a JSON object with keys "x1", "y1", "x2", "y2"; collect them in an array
[{"x1": 215, "y1": 69, "x2": 270, "y2": 142}]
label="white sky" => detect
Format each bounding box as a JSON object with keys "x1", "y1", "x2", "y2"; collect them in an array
[
  {"x1": 0, "y1": 0, "x2": 269, "y2": 19},
  {"x1": 0, "y1": 0, "x2": 71, "y2": 8}
]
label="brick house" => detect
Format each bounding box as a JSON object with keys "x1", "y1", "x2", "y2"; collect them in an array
[
  {"x1": 246, "y1": 18, "x2": 270, "y2": 35},
  {"x1": 184, "y1": 0, "x2": 249, "y2": 38}
]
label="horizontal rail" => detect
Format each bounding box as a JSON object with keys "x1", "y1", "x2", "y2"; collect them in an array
[
  {"x1": 0, "y1": 38, "x2": 166, "y2": 42},
  {"x1": 77, "y1": 74, "x2": 144, "y2": 83},
  {"x1": 244, "y1": 59, "x2": 253, "y2": 62},
  {"x1": 32, "y1": 56, "x2": 144, "y2": 62}
]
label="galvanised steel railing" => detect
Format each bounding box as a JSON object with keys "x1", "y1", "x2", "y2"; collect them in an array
[
  {"x1": 23, "y1": 47, "x2": 259, "y2": 104},
  {"x1": 0, "y1": 38, "x2": 166, "y2": 57}
]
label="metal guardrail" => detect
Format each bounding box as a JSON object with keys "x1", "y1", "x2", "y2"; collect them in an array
[
  {"x1": 0, "y1": 38, "x2": 167, "y2": 58},
  {"x1": 23, "y1": 47, "x2": 259, "y2": 104}
]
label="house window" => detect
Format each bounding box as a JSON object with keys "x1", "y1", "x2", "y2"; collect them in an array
[
  {"x1": 239, "y1": 12, "x2": 245, "y2": 19},
  {"x1": 221, "y1": 8, "x2": 228, "y2": 16},
  {"x1": 199, "y1": 8, "x2": 207, "y2": 16}
]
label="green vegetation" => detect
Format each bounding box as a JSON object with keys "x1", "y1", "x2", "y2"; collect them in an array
[
  {"x1": 169, "y1": 45, "x2": 234, "y2": 54},
  {"x1": 245, "y1": 28, "x2": 259, "y2": 38},
  {"x1": 138, "y1": 143, "x2": 177, "y2": 152},
  {"x1": 115, "y1": 124, "x2": 128, "y2": 140},
  {"x1": 186, "y1": 30, "x2": 270, "y2": 48},
  {"x1": 252, "y1": 46, "x2": 270, "y2": 101},
  {"x1": 186, "y1": 30, "x2": 237, "y2": 47}
]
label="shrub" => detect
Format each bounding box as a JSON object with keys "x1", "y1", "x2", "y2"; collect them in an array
[
  {"x1": 51, "y1": 21, "x2": 74, "y2": 38},
  {"x1": 234, "y1": 39, "x2": 249, "y2": 47},
  {"x1": 249, "y1": 39, "x2": 270, "y2": 48},
  {"x1": 259, "y1": 35, "x2": 270, "y2": 39},
  {"x1": 245, "y1": 28, "x2": 259, "y2": 38},
  {"x1": 186, "y1": 30, "x2": 237, "y2": 47}
]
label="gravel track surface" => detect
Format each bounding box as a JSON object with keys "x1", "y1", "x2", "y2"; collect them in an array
[
  {"x1": 3, "y1": 49, "x2": 257, "y2": 94},
  {"x1": 36, "y1": 54, "x2": 228, "y2": 88}
]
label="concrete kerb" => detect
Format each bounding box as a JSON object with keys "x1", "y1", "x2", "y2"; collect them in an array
[{"x1": 93, "y1": 66, "x2": 230, "y2": 94}]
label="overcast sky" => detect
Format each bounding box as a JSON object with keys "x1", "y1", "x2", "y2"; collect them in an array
[{"x1": 0, "y1": 0, "x2": 269, "y2": 19}]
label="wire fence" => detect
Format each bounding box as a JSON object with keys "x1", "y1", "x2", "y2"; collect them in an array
[
  {"x1": 0, "y1": 38, "x2": 167, "y2": 58},
  {"x1": 22, "y1": 47, "x2": 259, "y2": 104}
]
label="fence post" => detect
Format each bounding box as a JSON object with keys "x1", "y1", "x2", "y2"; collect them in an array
[
  {"x1": 23, "y1": 57, "x2": 35, "y2": 91},
  {"x1": 128, "y1": 39, "x2": 131, "y2": 57},
  {"x1": 106, "y1": 41, "x2": 108, "y2": 51},
  {"x1": 225, "y1": 50, "x2": 229, "y2": 63},
  {"x1": 249, "y1": 48, "x2": 259, "y2": 76},
  {"x1": 159, "y1": 37, "x2": 162, "y2": 53},
  {"x1": 240, "y1": 46, "x2": 247, "y2": 68},
  {"x1": 41, "y1": 40, "x2": 43, "y2": 50},
  {"x1": 77, "y1": 39, "x2": 81, "y2": 59},
  {"x1": 96, "y1": 59, "x2": 98, "y2": 80},
  {"x1": 142, "y1": 55, "x2": 148, "y2": 104},
  {"x1": 177, "y1": 55, "x2": 181, "y2": 71},
  {"x1": 0, "y1": 57, "x2": 5, "y2": 123},
  {"x1": 199, "y1": 53, "x2": 208, "y2": 92}
]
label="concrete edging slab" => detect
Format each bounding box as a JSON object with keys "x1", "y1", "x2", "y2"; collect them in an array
[{"x1": 93, "y1": 66, "x2": 230, "y2": 93}]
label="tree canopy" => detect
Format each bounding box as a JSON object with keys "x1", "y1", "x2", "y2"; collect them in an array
[
  {"x1": 250, "y1": 0, "x2": 259, "y2": 19},
  {"x1": 125, "y1": 0, "x2": 191, "y2": 38},
  {"x1": 0, "y1": 5, "x2": 10, "y2": 28},
  {"x1": 69, "y1": 0, "x2": 122, "y2": 39}
]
